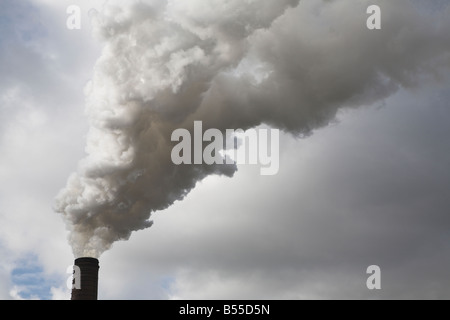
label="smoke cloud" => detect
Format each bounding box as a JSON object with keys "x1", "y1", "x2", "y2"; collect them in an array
[{"x1": 55, "y1": 0, "x2": 450, "y2": 258}]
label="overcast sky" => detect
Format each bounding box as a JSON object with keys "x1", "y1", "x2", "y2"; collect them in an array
[{"x1": 1, "y1": 0, "x2": 450, "y2": 300}]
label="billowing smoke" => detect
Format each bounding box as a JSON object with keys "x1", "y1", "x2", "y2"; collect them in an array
[{"x1": 55, "y1": 0, "x2": 450, "y2": 258}]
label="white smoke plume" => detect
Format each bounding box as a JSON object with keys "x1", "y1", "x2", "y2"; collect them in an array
[{"x1": 55, "y1": 0, "x2": 450, "y2": 258}]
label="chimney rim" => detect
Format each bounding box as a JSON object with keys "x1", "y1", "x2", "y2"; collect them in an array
[{"x1": 75, "y1": 257, "x2": 99, "y2": 264}]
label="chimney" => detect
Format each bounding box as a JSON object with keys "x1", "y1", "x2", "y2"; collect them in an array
[{"x1": 71, "y1": 257, "x2": 99, "y2": 300}]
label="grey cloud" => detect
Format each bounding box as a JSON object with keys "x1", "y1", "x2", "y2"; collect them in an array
[{"x1": 100, "y1": 78, "x2": 450, "y2": 299}]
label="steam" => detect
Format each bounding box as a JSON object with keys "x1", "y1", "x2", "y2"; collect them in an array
[{"x1": 55, "y1": 0, "x2": 450, "y2": 258}]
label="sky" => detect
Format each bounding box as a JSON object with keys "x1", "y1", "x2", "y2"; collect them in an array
[{"x1": 0, "y1": 0, "x2": 450, "y2": 300}]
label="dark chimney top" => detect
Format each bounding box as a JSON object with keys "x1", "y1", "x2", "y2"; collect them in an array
[{"x1": 71, "y1": 257, "x2": 99, "y2": 300}]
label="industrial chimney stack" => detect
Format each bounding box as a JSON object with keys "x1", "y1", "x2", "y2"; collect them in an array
[{"x1": 71, "y1": 257, "x2": 99, "y2": 300}]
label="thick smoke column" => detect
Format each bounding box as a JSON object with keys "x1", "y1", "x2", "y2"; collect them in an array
[{"x1": 55, "y1": 0, "x2": 450, "y2": 258}]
